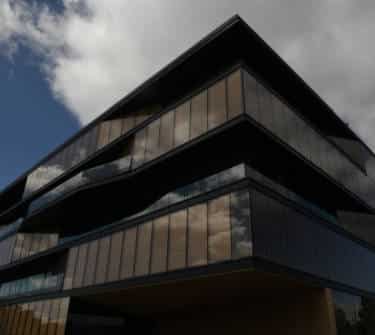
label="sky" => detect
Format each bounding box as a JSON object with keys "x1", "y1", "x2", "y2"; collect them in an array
[{"x1": 1, "y1": 0, "x2": 375, "y2": 191}]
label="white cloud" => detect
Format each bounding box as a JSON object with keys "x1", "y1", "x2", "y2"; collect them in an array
[{"x1": 1, "y1": 0, "x2": 375, "y2": 150}]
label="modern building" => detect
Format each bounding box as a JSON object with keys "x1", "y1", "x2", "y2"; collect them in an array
[{"x1": 0, "y1": 15, "x2": 375, "y2": 334}]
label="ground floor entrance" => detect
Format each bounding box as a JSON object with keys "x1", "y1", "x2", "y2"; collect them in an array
[{"x1": 65, "y1": 268, "x2": 337, "y2": 334}]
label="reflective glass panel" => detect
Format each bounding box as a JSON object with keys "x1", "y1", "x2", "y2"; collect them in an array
[
  {"x1": 151, "y1": 216, "x2": 169, "y2": 274},
  {"x1": 190, "y1": 90, "x2": 208, "y2": 139},
  {"x1": 134, "y1": 222, "x2": 152, "y2": 277},
  {"x1": 174, "y1": 101, "x2": 190, "y2": 147},
  {"x1": 159, "y1": 111, "x2": 175, "y2": 155},
  {"x1": 83, "y1": 240, "x2": 98, "y2": 287},
  {"x1": 63, "y1": 247, "x2": 78, "y2": 290},
  {"x1": 120, "y1": 226, "x2": 137, "y2": 279},
  {"x1": 208, "y1": 79, "x2": 227, "y2": 129},
  {"x1": 72, "y1": 243, "x2": 88, "y2": 288},
  {"x1": 168, "y1": 209, "x2": 187, "y2": 271},
  {"x1": 230, "y1": 191, "x2": 252, "y2": 259},
  {"x1": 94, "y1": 236, "x2": 111, "y2": 284},
  {"x1": 188, "y1": 203, "x2": 208, "y2": 267},
  {"x1": 145, "y1": 118, "x2": 161, "y2": 161},
  {"x1": 107, "y1": 231, "x2": 124, "y2": 282},
  {"x1": 227, "y1": 70, "x2": 243, "y2": 119},
  {"x1": 208, "y1": 195, "x2": 231, "y2": 263}
]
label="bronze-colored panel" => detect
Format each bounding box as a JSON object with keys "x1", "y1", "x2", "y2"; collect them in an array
[
  {"x1": 30, "y1": 301, "x2": 42, "y2": 335},
  {"x1": 6, "y1": 305, "x2": 15, "y2": 335},
  {"x1": 87, "y1": 125, "x2": 99, "y2": 155},
  {"x1": 13, "y1": 304, "x2": 23, "y2": 335},
  {"x1": 108, "y1": 119, "x2": 123, "y2": 143},
  {"x1": 190, "y1": 90, "x2": 208, "y2": 139},
  {"x1": 73, "y1": 243, "x2": 88, "y2": 288},
  {"x1": 21, "y1": 234, "x2": 32, "y2": 259},
  {"x1": 24, "y1": 303, "x2": 35, "y2": 335},
  {"x1": 29, "y1": 234, "x2": 40, "y2": 256},
  {"x1": 15, "y1": 304, "x2": 28, "y2": 335},
  {"x1": 151, "y1": 216, "x2": 169, "y2": 274},
  {"x1": 97, "y1": 121, "x2": 111, "y2": 149},
  {"x1": 120, "y1": 227, "x2": 137, "y2": 279},
  {"x1": 55, "y1": 298, "x2": 69, "y2": 335},
  {"x1": 132, "y1": 128, "x2": 147, "y2": 167},
  {"x1": 188, "y1": 203, "x2": 208, "y2": 267},
  {"x1": 83, "y1": 240, "x2": 99, "y2": 287},
  {"x1": 168, "y1": 210, "x2": 187, "y2": 271},
  {"x1": 121, "y1": 115, "x2": 135, "y2": 134},
  {"x1": 159, "y1": 111, "x2": 175, "y2": 155},
  {"x1": 47, "y1": 234, "x2": 58, "y2": 249},
  {"x1": 145, "y1": 119, "x2": 161, "y2": 161},
  {"x1": 208, "y1": 195, "x2": 231, "y2": 263},
  {"x1": 208, "y1": 79, "x2": 227, "y2": 129},
  {"x1": 46, "y1": 299, "x2": 59, "y2": 335},
  {"x1": 227, "y1": 70, "x2": 243, "y2": 118},
  {"x1": 243, "y1": 71, "x2": 260, "y2": 119},
  {"x1": 107, "y1": 231, "x2": 124, "y2": 282},
  {"x1": 174, "y1": 101, "x2": 190, "y2": 147},
  {"x1": 95, "y1": 236, "x2": 111, "y2": 284},
  {"x1": 63, "y1": 247, "x2": 78, "y2": 290},
  {"x1": 39, "y1": 300, "x2": 51, "y2": 335},
  {"x1": 11, "y1": 234, "x2": 23, "y2": 262},
  {"x1": 38, "y1": 234, "x2": 48, "y2": 253},
  {"x1": 2, "y1": 306, "x2": 9, "y2": 333},
  {"x1": 134, "y1": 222, "x2": 153, "y2": 277}
]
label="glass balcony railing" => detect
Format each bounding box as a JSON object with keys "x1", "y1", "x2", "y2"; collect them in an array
[
  {"x1": 28, "y1": 156, "x2": 132, "y2": 214},
  {"x1": 26, "y1": 69, "x2": 243, "y2": 217},
  {"x1": 0, "y1": 272, "x2": 64, "y2": 299}
]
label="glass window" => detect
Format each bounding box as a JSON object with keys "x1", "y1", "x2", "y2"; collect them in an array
[
  {"x1": 168, "y1": 209, "x2": 187, "y2": 271},
  {"x1": 86, "y1": 126, "x2": 99, "y2": 155},
  {"x1": 190, "y1": 90, "x2": 208, "y2": 139},
  {"x1": 108, "y1": 119, "x2": 123, "y2": 143},
  {"x1": 174, "y1": 101, "x2": 190, "y2": 147},
  {"x1": 188, "y1": 203, "x2": 208, "y2": 267},
  {"x1": 227, "y1": 70, "x2": 243, "y2": 119},
  {"x1": 120, "y1": 226, "x2": 137, "y2": 279},
  {"x1": 230, "y1": 191, "x2": 252, "y2": 259},
  {"x1": 6, "y1": 305, "x2": 15, "y2": 333},
  {"x1": 63, "y1": 247, "x2": 78, "y2": 290},
  {"x1": 208, "y1": 79, "x2": 227, "y2": 129},
  {"x1": 30, "y1": 301, "x2": 43, "y2": 335},
  {"x1": 94, "y1": 236, "x2": 111, "y2": 284},
  {"x1": 243, "y1": 71, "x2": 260, "y2": 121},
  {"x1": 16, "y1": 303, "x2": 28, "y2": 335},
  {"x1": 97, "y1": 121, "x2": 111, "y2": 149},
  {"x1": 47, "y1": 299, "x2": 60, "y2": 335},
  {"x1": 83, "y1": 240, "x2": 99, "y2": 287},
  {"x1": 159, "y1": 111, "x2": 175, "y2": 155},
  {"x1": 257, "y1": 83, "x2": 274, "y2": 129},
  {"x1": 134, "y1": 222, "x2": 152, "y2": 277},
  {"x1": 145, "y1": 119, "x2": 161, "y2": 162},
  {"x1": 25, "y1": 302, "x2": 36, "y2": 335},
  {"x1": 121, "y1": 115, "x2": 136, "y2": 134},
  {"x1": 56, "y1": 298, "x2": 69, "y2": 335},
  {"x1": 40, "y1": 300, "x2": 51, "y2": 335},
  {"x1": 132, "y1": 128, "x2": 147, "y2": 167},
  {"x1": 151, "y1": 216, "x2": 169, "y2": 274},
  {"x1": 72, "y1": 243, "x2": 88, "y2": 288},
  {"x1": 208, "y1": 195, "x2": 231, "y2": 263},
  {"x1": 107, "y1": 231, "x2": 124, "y2": 282}
]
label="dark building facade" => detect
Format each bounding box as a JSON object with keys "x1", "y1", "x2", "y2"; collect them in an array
[{"x1": 1, "y1": 15, "x2": 375, "y2": 334}]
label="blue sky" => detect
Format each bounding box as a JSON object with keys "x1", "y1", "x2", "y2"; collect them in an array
[
  {"x1": 0, "y1": 38, "x2": 79, "y2": 192},
  {"x1": 1, "y1": 0, "x2": 375, "y2": 192}
]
